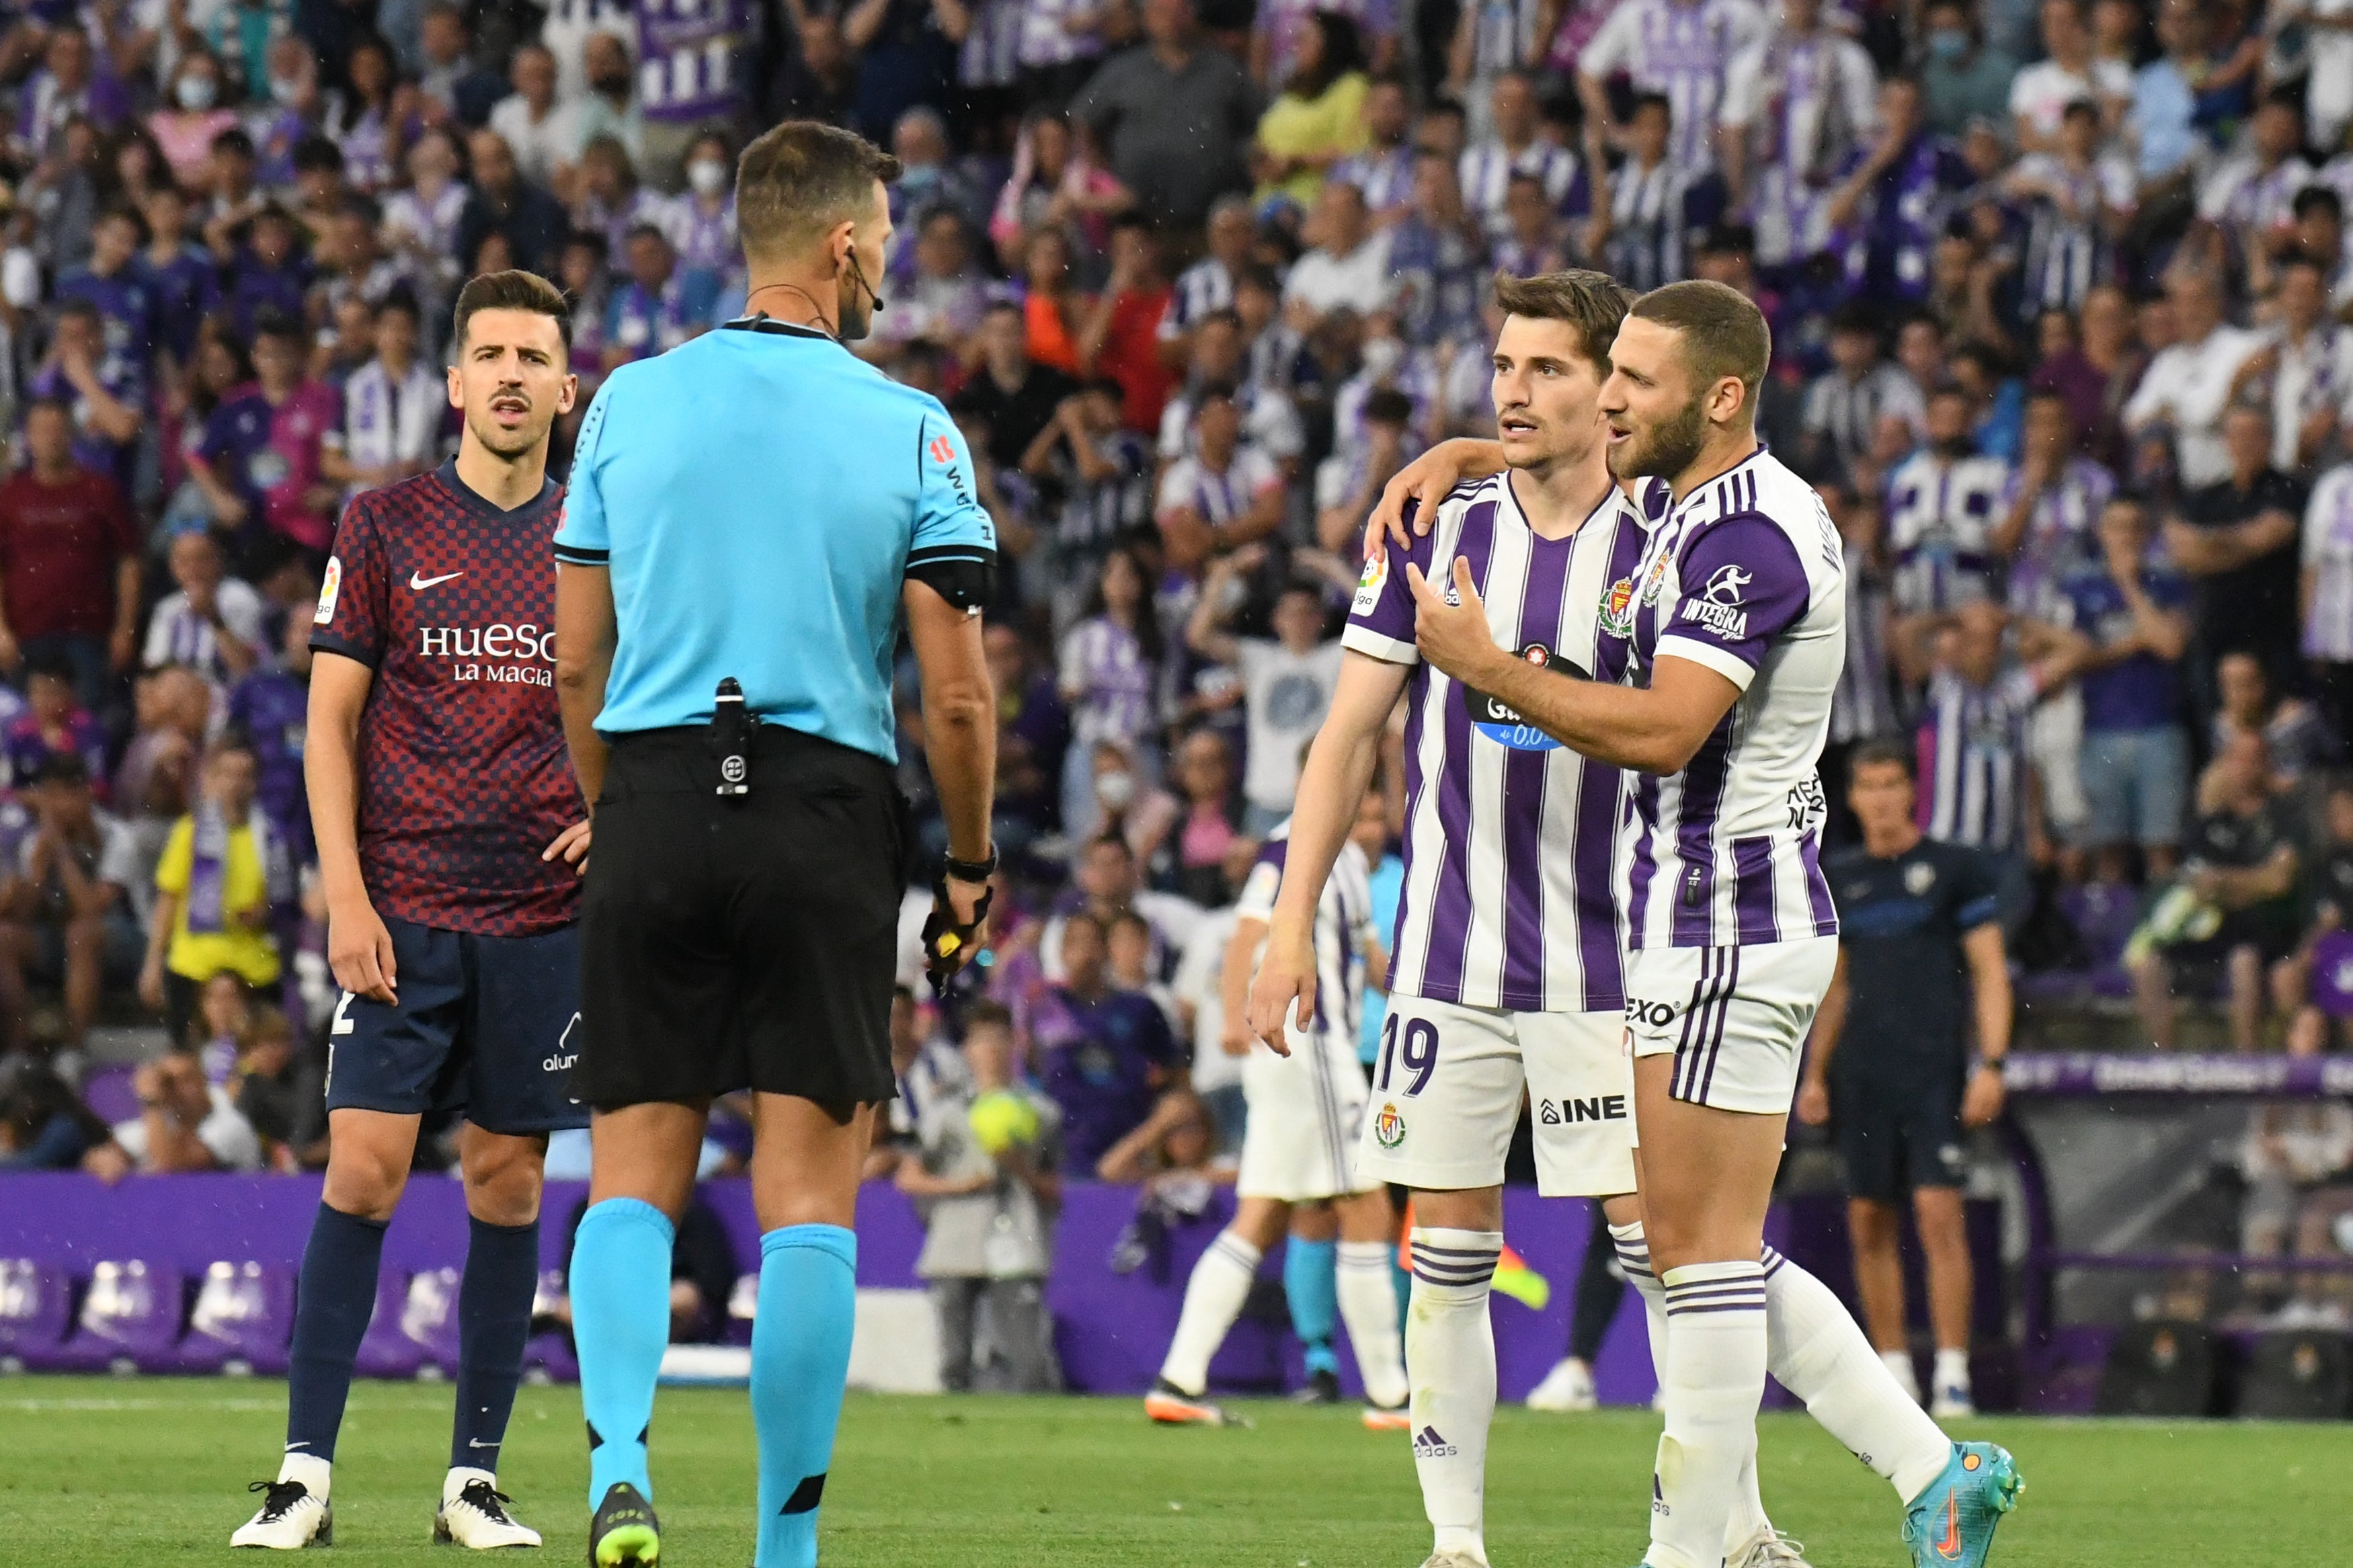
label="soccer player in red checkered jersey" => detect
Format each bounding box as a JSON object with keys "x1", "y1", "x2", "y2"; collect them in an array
[{"x1": 233, "y1": 272, "x2": 587, "y2": 1551}]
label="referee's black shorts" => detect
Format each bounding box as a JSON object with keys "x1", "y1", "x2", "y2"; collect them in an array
[{"x1": 573, "y1": 725, "x2": 906, "y2": 1110}]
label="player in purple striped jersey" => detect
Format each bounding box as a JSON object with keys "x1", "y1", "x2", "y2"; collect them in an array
[
  {"x1": 1371, "y1": 282, "x2": 2020, "y2": 1568},
  {"x1": 1248, "y1": 272, "x2": 1793, "y2": 1568}
]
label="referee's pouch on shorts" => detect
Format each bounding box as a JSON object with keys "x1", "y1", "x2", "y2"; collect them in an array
[{"x1": 598, "y1": 701, "x2": 900, "y2": 823}]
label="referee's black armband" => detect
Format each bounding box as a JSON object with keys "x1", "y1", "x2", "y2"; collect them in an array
[
  {"x1": 906, "y1": 546, "x2": 997, "y2": 612},
  {"x1": 553, "y1": 543, "x2": 609, "y2": 566}
]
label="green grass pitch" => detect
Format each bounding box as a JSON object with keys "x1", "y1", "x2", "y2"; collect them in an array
[{"x1": 1, "y1": 1375, "x2": 2338, "y2": 1565}]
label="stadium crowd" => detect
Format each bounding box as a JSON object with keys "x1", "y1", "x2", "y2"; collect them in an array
[{"x1": 1, "y1": 0, "x2": 2352, "y2": 1317}]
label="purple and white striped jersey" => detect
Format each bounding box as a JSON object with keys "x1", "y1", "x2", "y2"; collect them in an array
[
  {"x1": 1579, "y1": 0, "x2": 1767, "y2": 172},
  {"x1": 1238, "y1": 824, "x2": 1376, "y2": 1043},
  {"x1": 1343, "y1": 474, "x2": 1650, "y2": 1012},
  {"x1": 1916, "y1": 663, "x2": 2038, "y2": 854},
  {"x1": 1613, "y1": 449, "x2": 1844, "y2": 950}
]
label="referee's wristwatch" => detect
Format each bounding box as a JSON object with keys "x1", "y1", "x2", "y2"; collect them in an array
[{"x1": 942, "y1": 847, "x2": 999, "y2": 884}]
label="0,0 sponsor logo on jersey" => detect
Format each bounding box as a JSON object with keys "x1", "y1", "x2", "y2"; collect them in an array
[
  {"x1": 1469, "y1": 643, "x2": 1581, "y2": 751},
  {"x1": 1625, "y1": 998, "x2": 1678, "y2": 1028}
]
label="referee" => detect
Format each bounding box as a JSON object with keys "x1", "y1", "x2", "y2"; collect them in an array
[
  {"x1": 550, "y1": 121, "x2": 998, "y2": 1568},
  {"x1": 1798, "y1": 738, "x2": 2011, "y2": 1421}
]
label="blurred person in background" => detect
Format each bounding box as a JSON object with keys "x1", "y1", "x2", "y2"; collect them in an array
[
  {"x1": 143, "y1": 528, "x2": 265, "y2": 687},
  {"x1": 0, "y1": 395, "x2": 140, "y2": 708},
  {"x1": 2165, "y1": 403, "x2": 2307, "y2": 708},
  {"x1": 2126, "y1": 732, "x2": 2301, "y2": 1051},
  {"x1": 138, "y1": 738, "x2": 282, "y2": 1048},
  {"x1": 2, "y1": 654, "x2": 109, "y2": 790},
  {"x1": 1800, "y1": 739, "x2": 2011, "y2": 1417},
  {"x1": 1029, "y1": 907, "x2": 1186, "y2": 1176},
  {"x1": 0, "y1": 1063, "x2": 112, "y2": 1167},
  {"x1": 1058, "y1": 544, "x2": 1168, "y2": 835},
  {"x1": 0, "y1": 753, "x2": 143, "y2": 1071},
  {"x1": 83, "y1": 1046, "x2": 264, "y2": 1179},
  {"x1": 1185, "y1": 552, "x2": 1342, "y2": 833},
  {"x1": 896, "y1": 1001, "x2": 1064, "y2": 1392},
  {"x1": 1250, "y1": 10, "x2": 1369, "y2": 212}
]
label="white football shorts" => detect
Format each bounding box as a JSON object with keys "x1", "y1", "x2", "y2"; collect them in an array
[
  {"x1": 1353, "y1": 995, "x2": 1636, "y2": 1198},
  {"x1": 1235, "y1": 1025, "x2": 1376, "y2": 1202},
  {"x1": 1622, "y1": 936, "x2": 1838, "y2": 1115}
]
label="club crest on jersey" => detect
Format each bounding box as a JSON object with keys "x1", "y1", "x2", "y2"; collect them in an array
[
  {"x1": 314, "y1": 556, "x2": 342, "y2": 625},
  {"x1": 1470, "y1": 643, "x2": 1587, "y2": 751},
  {"x1": 1598, "y1": 575, "x2": 1635, "y2": 638},
  {"x1": 1640, "y1": 546, "x2": 1672, "y2": 606},
  {"x1": 1353, "y1": 550, "x2": 1390, "y2": 616},
  {"x1": 1373, "y1": 1102, "x2": 1406, "y2": 1149}
]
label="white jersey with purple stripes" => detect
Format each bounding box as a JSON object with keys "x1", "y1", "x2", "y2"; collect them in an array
[
  {"x1": 1237, "y1": 823, "x2": 1376, "y2": 1047},
  {"x1": 1579, "y1": 0, "x2": 1768, "y2": 171},
  {"x1": 1342, "y1": 472, "x2": 1651, "y2": 1012},
  {"x1": 1613, "y1": 448, "x2": 1844, "y2": 952}
]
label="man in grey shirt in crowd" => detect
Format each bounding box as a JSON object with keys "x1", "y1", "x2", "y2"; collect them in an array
[{"x1": 1075, "y1": 0, "x2": 1260, "y2": 226}]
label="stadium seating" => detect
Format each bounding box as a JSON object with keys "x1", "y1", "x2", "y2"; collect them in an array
[
  {"x1": 173, "y1": 1261, "x2": 295, "y2": 1376},
  {"x1": 50, "y1": 1260, "x2": 186, "y2": 1374},
  {"x1": 0, "y1": 1258, "x2": 75, "y2": 1372},
  {"x1": 2239, "y1": 1329, "x2": 2353, "y2": 1421}
]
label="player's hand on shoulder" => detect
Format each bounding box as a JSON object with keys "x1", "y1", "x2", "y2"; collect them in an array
[
  {"x1": 326, "y1": 895, "x2": 399, "y2": 1004},
  {"x1": 1363, "y1": 438, "x2": 1496, "y2": 561},
  {"x1": 543, "y1": 819, "x2": 592, "y2": 876}
]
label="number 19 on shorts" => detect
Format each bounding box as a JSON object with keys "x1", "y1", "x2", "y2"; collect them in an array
[{"x1": 1375, "y1": 1014, "x2": 1437, "y2": 1095}]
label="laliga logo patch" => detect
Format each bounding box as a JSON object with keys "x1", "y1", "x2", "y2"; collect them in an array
[
  {"x1": 1353, "y1": 550, "x2": 1390, "y2": 616},
  {"x1": 1373, "y1": 1101, "x2": 1406, "y2": 1149},
  {"x1": 314, "y1": 556, "x2": 342, "y2": 625}
]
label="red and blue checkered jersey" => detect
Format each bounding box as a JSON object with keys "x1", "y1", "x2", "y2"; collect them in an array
[{"x1": 308, "y1": 460, "x2": 584, "y2": 936}]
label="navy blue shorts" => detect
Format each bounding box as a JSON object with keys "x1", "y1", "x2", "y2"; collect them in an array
[
  {"x1": 1833, "y1": 1067, "x2": 1966, "y2": 1202},
  {"x1": 323, "y1": 917, "x2": 588, "y2": 1134}
]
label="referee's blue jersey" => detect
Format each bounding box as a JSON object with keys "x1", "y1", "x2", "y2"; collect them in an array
[{"x1": 553, "y1": 317, "x2": 996, "y2": 762}]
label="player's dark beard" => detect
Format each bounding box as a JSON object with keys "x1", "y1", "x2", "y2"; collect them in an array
[{"x1": 1611, "y1": 395, "x2": 1708, "y2": 481}]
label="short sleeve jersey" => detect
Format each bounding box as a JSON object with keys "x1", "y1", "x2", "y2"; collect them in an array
[
  {"x1": 553, "y1": 318, "x2": 996, "y2": 758},
  {"x1": 1343, "y1": 474, "x2": 1649, "y2": 1012},
  {"x1": 1613, "y1": 449, "x2": 1845, "y2": 950},
  {"x1": 309, "y1": 461, "x2": 584, "y2": 936},
  {"x1": 1825, "y1": 836, "x2": 1998, "y2": 1076}
]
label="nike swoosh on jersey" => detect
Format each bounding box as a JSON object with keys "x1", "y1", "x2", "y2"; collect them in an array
[{"x1": 409, "y1": 571, "x2": 465, "y2": 590}]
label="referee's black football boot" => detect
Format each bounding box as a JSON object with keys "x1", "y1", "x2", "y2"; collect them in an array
[
  {"x1": 586, "y1": 1482, "x2": 660, "y2": 1567},
  {"x1": 231, "y1": 1478, "x2": 333, "y2": 1549}
]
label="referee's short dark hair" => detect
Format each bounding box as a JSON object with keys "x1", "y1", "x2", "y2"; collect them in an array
[
  {"x1": 452, "y1": 268, "x2": 572, "y2": 351},
  {"x1": 736, "y1": 120, "x2": 902, "y2": 263},
  {"x1": 1849, "y1": 737, "x2": 1915, "y2": 782},
  {"x1": 1492, "y1": 268, "x2": 1635, "y2": 378}
]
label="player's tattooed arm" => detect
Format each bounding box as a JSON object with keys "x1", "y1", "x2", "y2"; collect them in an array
[
  {"x1": 1405, "y1": 557, "x2": 1741, "y2": 774},
  {"x1": 1361, "y1": 438, "x2": 1505, "y2": 559}
]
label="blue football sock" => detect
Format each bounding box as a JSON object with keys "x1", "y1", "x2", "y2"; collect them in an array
[
  {"x1": 753, "y1": 1225, "x2": 857, "y2": 1568},
  {"x1": 287, "y1": 1203, "x2": 389, "y2": 1463},
  {"x1": 1285, "y1": 1235, "x2": 1339, "y2": 1378},
  {"x1": 571, "y1": 1198, "x2": 674, "y2": 1507},
  {"x1": 452, "y1": 1214, "x2": 539, "y2": 1472}
]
